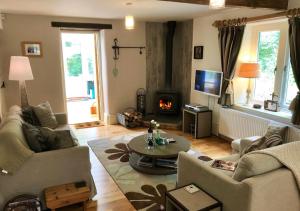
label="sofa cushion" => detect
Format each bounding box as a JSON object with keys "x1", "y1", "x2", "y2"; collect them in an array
[
  {"x1": 55, "y1": 130, "x2": 78, "y2": 148},
  {"x1": 232, "y1": 153, "x2": 282, "y2": 181},
  {"x1": 22, "y1": 106, "x2": 41, "y2": 126},
  {"x1": 22, "y1": 123, "x2": 44, "y2": 152},
  {"x1": 241, "y1": 125, "x2": 287, "y2": 156},
  {"x1": 22, "y1": 123, "x2": 78, "y2": 153},
  {"x1": 33, "y1": 102, "x2": 58, "y2": 129},
  {"x1": 22, "y1": 123, "x2": 60, "y2": 152}
]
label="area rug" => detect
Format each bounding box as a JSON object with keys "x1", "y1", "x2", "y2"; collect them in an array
[{"x1": 88, "y1": 132, "x2": 211, "y2": 211}]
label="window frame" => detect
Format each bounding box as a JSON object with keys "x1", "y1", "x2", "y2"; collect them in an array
[{"x1": 248, "y1": 21, "x2": 290, "y2": 107}]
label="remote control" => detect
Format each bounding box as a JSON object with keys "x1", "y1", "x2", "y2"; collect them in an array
[{"x1": 167, "y1": 138, "x2": 176, "y2": 143}]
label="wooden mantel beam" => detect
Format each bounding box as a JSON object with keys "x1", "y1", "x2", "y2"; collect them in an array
[{"x1": 160, "y1": 0, "x2": 289, "y2": 10}]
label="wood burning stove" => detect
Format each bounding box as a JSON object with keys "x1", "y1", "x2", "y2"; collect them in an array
[{"x1": 156, "y1": 91, "x2": 180, "y2": 115}]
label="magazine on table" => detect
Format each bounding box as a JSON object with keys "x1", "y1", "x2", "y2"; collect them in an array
[
  {"x1": 138, "y1": 157, "x2": 177, "y2": 169},
  {"x1": 211, "y1": 160, "x2": 237, "y2": 172}
]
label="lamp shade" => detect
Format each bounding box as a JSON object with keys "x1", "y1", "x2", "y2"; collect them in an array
[
  {"x1": 238, "y1": 62, "x2": 260, "y2": 78},
  {"x1": 9, "y1": 56, "x2": 33, "y2": 81},
  {"x1": 125, "y1": 15, "x2": 135, "y2": 30}
]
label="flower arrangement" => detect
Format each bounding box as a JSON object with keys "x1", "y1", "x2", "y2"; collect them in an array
[{"x1": 150, "y1": 120, "x2": 164, "y2": 145}]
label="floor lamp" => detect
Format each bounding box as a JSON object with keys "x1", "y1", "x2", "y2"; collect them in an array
[
  {"x1": 9, "y1": 56, "x2": 34, "y2": 109},
  {"x1": 238, "y1": 62, "x2": 260, "y2": 105}
]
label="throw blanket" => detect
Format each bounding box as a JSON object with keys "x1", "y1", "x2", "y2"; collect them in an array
[
  {"x1": 251, "y1": 141, "x2": 300, "y2": 190},
  {"x1": 0, "y1": 132, "x2": 33, "y2": 175}
]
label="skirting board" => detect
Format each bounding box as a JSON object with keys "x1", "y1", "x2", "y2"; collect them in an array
[{"x1": 104, "y1": 113, "x2": 118, "y2": 125}]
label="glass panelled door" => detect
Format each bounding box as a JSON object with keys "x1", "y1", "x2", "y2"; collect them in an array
[{"x1": 61, "y1": 32, "x2": 100, "y2": 124}]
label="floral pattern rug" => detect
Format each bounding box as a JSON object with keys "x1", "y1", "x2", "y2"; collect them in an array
[{"x1": 88, "y1": 131, "x2": 210, "y2": 211}]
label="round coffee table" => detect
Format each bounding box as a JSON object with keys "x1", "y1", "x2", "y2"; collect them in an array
[{"x1": 128, "y1": 133, "x2": 191, "y2": 175}]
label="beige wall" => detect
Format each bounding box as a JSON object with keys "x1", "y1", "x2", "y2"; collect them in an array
[
  {"x1": 0, "y1": 14, "x2": 146, "y2": 123},
  {"x1": 191, "y1": 8, "x2": 276, "y2": 134},
  {"x1": 289, "y1": 0, "x2": 300, "y2": 8},
  {"x1": 0, "y1": 41, "x2": 6, "y2": 119}
]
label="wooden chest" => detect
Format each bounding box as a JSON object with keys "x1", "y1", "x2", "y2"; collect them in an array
[{"x1": 45, "y1": 183, "x2": 90, "y2": 210}]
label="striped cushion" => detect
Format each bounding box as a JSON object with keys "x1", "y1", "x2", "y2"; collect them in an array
[{"x1": 241, "y1": 125, "x2": 287, "y2": 155}]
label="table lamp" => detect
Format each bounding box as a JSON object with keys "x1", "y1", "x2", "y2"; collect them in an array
[
  {"x1": 9, "y1": 56, "x2": 34, "y2": 108},
  {"x1": 238, "y1": 62, "x2": 260, "y2": 105}
]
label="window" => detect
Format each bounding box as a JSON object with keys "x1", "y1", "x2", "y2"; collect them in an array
[
  {"x1": 254, "y1": 31, "x2": 280, "y2": 101},
  {"x1": 282, "y1": 61, "x2": 298, "y2": 106},
  {"x1": 239, "y1": 20, "x2": 298, "y2": 112}
]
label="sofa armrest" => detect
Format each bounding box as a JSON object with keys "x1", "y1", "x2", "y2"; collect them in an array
[
  {"x1": 177, "y1": 152, "x2": 240, "y2": 187},
  {"x1": 243, "y1": 169, "x2": 300, "y2": 211},
  {"x1": 55, "y1": 113, "x2": 68, "y2": 125},
  {"x1": 240, "y1": 136, "x2": 262, "y2": 153},
  {"x1": 0, "y1": 146, "x2": 96, "y2": 209}
]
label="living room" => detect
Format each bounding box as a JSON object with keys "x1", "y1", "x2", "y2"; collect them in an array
[{"x1": 0, "y1": 0, "x2": 300, "y2": 210}]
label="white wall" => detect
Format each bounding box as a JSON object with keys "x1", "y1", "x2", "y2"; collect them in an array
[
  {"x1": 191, "y1": 8, "x2": 276, "y2": 134},
  {"x1": 0, "y1": 14, "x2": 146, "y2": 124}
]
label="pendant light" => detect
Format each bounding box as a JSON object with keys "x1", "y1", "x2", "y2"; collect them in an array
[
  {"x1": 125, "y1": 15, "x2": 135, "y2": 30},
  {"x1": 209, "y1": 0, "x2": 225, "y2": 9}
]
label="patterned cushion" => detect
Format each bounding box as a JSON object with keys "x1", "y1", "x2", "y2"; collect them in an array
[
  {"x1": 33, "y1": 102, "x2": 58, "y2": 129},
  {"x1": 22, "y1": 106, "x2": 41, "y2": 126},
  {"x1": 22, "y1": 123, "x2": 77, "y2": 153},
  {"x1": 241, "y1": 125, "x2": 287, "y2": 155},
  {"x1": 22, "y1": 123, "x2": 59, "y2": 152}
]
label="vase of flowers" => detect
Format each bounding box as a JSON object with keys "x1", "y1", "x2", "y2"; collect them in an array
[{"x1": 151, "y1": 120, "x2": 164, "y2": 145}]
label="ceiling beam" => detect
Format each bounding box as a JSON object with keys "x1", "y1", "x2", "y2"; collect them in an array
[{"x1": 160, "y1": 0, "x2": 289, "y2": 10}]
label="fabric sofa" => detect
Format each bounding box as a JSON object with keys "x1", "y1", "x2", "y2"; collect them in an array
[
  {"x1": 0, "y1": 106, "x2": 96, "y2": 209},
  {"x1": 177, "y1": 124, "x2": 300, "y2": 211}
]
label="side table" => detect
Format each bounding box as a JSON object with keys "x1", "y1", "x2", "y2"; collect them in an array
[
  {"x1": 182, "y1": 108, "x2": 212, "y2": 139},
  {"x1": 166, "y1": 184, "x2": 222, "y2": 211},
  {"x1": 45, "y1": 182, "x2": 90, "y2": 211}
]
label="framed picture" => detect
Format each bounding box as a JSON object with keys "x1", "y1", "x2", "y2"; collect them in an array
[
  {"x1": 264, "y1": 100, "x2": 279, "y2": 112},
  {"x1": 194, "y1": 46, "x2": 204, "y2": 59},
  {"x1": 21, "y1": 42, "x2": 43, "y2": 57}
]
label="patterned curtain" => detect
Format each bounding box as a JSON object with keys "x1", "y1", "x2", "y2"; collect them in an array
[
  {"x1": 288, "y1": 17, "x2": 300, "y2": 125},
  {"x1": 217, "y1": 22, "x2": 246, "y2": 106}
]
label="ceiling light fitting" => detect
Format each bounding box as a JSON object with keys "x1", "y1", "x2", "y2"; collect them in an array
[{"x1": 209, "y1": 0, "x2": 225, "y2": 9}]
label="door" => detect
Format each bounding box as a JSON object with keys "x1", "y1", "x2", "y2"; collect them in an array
[{"x1": 61, "y1": 31, "x2": 102, "y2": 124}]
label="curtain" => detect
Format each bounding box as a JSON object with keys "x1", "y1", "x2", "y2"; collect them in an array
[
  {"x1": 218, "y1": 25, "x2": 245, "y2": 106},
  {"x1": 288, "y1": 17, "x2": 300, "y2": 125}
]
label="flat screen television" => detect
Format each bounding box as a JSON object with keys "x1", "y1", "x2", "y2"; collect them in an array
[{"x1": 194, "y1": 70, "x2": 223, "y2": 97}]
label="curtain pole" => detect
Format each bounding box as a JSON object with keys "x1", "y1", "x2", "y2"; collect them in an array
[{"x1": 213, "y1": 8, "x2": 300, "y2": 27}]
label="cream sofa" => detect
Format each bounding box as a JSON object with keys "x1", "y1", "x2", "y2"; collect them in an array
[
  {"x1": 0, "y1": 106, "x2": 96, "y2": 209},
  {"x1": 177, "y1": 125, "x2": 300, "y2": 211}
]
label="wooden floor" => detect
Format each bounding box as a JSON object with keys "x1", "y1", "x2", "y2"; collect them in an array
[{"x1": 73, "y1": 125, "x2": 232, "y2": 211}]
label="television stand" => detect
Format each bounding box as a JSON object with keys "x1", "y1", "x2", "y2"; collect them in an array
[{"x1": 182, "y1": 108, "x2": 212, "y2": 139}]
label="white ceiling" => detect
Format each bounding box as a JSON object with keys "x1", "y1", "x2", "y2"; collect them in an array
[{"x1": 0, "y1": 0, "x2": 220, "y2": 21}]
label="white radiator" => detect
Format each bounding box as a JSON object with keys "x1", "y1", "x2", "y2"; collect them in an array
[{"x1": 219, "y1": 108, "x2": 300, "y2": 142}]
